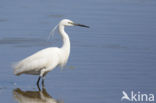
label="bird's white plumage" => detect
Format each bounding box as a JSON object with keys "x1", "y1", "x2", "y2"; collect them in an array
[
  {"x1": 13, "y1": 19, "x2": 72, "y2": 77},
  {"x1": 13, "y1": 19, "x2": 89, "y2": 85},
  {"x1": 14, "y1": 47, "x2": 61, "y2": 75}
]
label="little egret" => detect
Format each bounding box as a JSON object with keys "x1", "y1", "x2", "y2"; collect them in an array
[{"x1": 13, "y1": 19, "x2": 89, "y2": 87}]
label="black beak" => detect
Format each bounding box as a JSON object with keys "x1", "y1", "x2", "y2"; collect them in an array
[{"x1": 74, "y1": 23, "x2": 90, "y2": 28}]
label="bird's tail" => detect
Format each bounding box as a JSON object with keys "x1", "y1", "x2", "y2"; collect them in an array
[{"x1": 12, "y1": 62, "x2": 22, "y2": 76}]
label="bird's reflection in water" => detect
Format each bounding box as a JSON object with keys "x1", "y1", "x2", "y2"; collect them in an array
[{"x1": 13, "y1": 87, "x2": 63, "y2": 103}]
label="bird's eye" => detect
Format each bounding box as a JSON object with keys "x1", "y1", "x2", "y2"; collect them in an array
[{"x1": 68, "y1": 22, "x2": 72, "y2": 24}]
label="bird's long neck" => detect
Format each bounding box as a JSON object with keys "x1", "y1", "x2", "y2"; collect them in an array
[{"x1": 58, "y1": 24, "x2": 70, "y2": 55}]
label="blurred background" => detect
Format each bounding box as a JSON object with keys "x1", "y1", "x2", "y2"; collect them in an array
[{"x1": 0, "y1": 0, "x2": 156, "y2": 103}]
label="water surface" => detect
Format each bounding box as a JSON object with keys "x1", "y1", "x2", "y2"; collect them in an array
[{"x1": 0, "y1": 0, "x2": 156, "y2": 103}]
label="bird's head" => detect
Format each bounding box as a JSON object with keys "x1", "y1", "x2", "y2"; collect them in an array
[{"x1": 60, "y1": 19, "x2": 89, "y2": 28}]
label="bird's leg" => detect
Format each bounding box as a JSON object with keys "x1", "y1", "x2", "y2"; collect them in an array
[
  {"x1": 37, "y1": 84, "x2": 41, "y2": 91},
  {"x1": 37, "y1": 76, "x2": 41, "y2": 88},
  {"x1": 40, "y1": 69, "x2": 46, "y2": 88},
  {"x1": 42, "y1": 76, "x2": 45, "y2": 88}
]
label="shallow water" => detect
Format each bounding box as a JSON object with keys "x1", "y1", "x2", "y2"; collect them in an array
[{"x1": 0, "y1": 0, "x2": 156, "y2": 103}]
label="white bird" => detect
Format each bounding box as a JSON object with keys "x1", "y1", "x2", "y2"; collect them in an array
[{"x1": 13, "y1": 19, "x2": 89, "y2": 87}]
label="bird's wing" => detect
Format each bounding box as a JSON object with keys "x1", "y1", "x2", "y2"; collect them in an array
[
  {"x1": 13, "y1": 47, "x2": 60, "y2": 76},
  {"x1": 13, "y1": 51, "x2": 49, "y2": 75}
]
